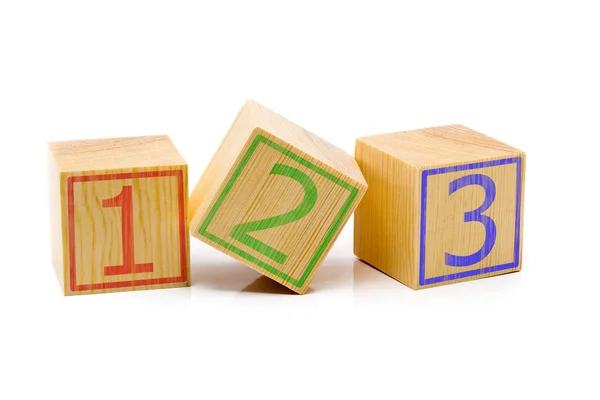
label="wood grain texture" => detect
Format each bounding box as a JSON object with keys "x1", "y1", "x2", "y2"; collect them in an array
[
  {"x1": 189, "y1": 101, "x2": 367, "y2": 294},
  {"x1": 47, "y1": 135, "x2": 190, "y2": 295},
  {"x1": 354, "y1": 125, "x2": 525, "y2": 289}
]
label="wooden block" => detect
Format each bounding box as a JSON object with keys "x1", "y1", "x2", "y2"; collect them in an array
[
  {"x1": 189, "y1": 100, "x2": 368, "y2": 294},
  {"x1": 47, "y1": 135, "x2": 190, "y2": 295},
  {"x1": 354, "y1": 125, "x2": 525, "y2": 289}
]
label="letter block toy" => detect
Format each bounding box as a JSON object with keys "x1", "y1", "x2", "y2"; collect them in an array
[
  {"x1": 189, "y1": 100, "x2": 368, "y2": 294},
  {"x1": 354, "y1": 125, "x2": 525, "y2": 289},
  {"x1": 47, "y1": 136, "x2": 190, "y2": 295}
]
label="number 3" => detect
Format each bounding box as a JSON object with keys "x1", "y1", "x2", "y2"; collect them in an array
[
  {"x1": 229, "y1": 164, "x2": 318, "y2": 264},
  {"x1": 445, "y1": 174, "x2": 497, "y2": 267}
]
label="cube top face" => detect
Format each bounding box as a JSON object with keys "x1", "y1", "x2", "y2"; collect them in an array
[
  {"x1": 48, "y1": 135, "x2": 190, "y2": 295},
  {"x1": 243, "y1": 100, "x2": 367, "y2": 186},
  {"x1": 191, "y1": 126, "x2": 366, "y2": 294},
  {"x1": 354, "y1": 125, "x2": 524, "y2": 289},
  {"x1": 358, "y1": 125, "x2": 521, "y2": 167},
  {"x1": 48, "y1": 135, "x2": 185, "y2": 172},
  {"x1": 420, "y1": 156, "x2": 523, "y2": 287}
]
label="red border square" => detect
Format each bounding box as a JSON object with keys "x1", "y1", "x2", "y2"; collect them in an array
[{"x1": 67, "y1": 170, "x2": 187, "y2": 292}]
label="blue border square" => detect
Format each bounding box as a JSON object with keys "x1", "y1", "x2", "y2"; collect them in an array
[{"x1": 419, "y1": 157, "x2": 523, "y2": 286}]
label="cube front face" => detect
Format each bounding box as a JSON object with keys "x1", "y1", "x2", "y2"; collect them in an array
[
  {"x1": 419, "y1": 157, "x2": 524, "y2": 287},
  {"x1": 63, "y1": 167, "x2": 190, "y2": 295},
  {"x1": 192, "y1": 129, "x2": 363, "y2": 293}
]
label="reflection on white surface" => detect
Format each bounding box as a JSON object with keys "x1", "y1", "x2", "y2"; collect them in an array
[
  {"x1": 241, "y1": 276, "x2": 296, "y2": 295},
  {"x1": 353, "y1": 259, "x2": 412, "y2": 310},
  {"x1": 191, "y1": 251, "x2": 263, "y2": 292},
  {"x1": 189, "y1": 239, "x2": 528, "y2": 313},
  {"x1": 353, "y1": 259, "x2": 408, "y2": 292},
  {"x1": 190, "y1": 247, "x2": 356, "y2": 295},
  {"x1": 188, "y1": 242, "x2": 356, "y2": 310},
  {"x1": 352, "y1": 257, "x2": 528, "y2": 312}
]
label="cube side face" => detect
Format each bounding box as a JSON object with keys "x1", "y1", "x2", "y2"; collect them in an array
[
  {"x1": 417, "y1": 153, "x2": 525, "y2": 288},
  {"x1": 188, "y1": 102, "x2": 257, "y2": 225},
  {"x1": 191, "y1": 128, "x2": 366, "y2": 294},
  {"x1": 354, "y1": 141, "x2": 421, "y2": 288},
  {"x1": 62, "y1": 165, "x2": 190, "y2": 295},
  {"x1": 48, "y1": 151, "x2": 67, "y2": 294}
]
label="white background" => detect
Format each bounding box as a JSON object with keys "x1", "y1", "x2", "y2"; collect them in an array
[{"x1": 1, "y1": 1, "x2": 598, "y2": 399}]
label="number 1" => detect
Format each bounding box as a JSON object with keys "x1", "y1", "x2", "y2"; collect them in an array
[{"x1": 102, "y1": 185, "x2": 153, "y2": 276}]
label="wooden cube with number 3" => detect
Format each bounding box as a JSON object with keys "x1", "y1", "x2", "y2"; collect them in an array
[
  {"x1": 189, "y1": 100, "x2": 368, "y2": 294},
  {"x1": 48, "y1": 135, "x2": 190, "y2": 295},
  {"x1": 354, "y1": 125, "x2": 525, "y2": 289}
]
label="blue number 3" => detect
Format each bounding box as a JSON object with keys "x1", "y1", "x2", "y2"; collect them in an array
[{"x1": 445, "y1": 174, "x2": 497, "y2": 267}]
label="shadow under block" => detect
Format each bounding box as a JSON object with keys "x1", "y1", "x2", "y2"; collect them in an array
[
  {"x1": 354, "y1": 125, "x2": 525, "y2": 289},
  {"x1": 47, "y1": 135, "x2": 190, "y2": 295},
  {"x1": 189, "y1": 100, "x2": 368, "y2": 294}
]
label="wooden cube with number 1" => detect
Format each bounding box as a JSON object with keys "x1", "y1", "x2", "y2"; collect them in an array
[
  {"x1": 189, "y1": 100, "x2": 368, "y2": 294},
  {"x1": 354, "y1": 125, "x2": 525, "y2": 289},
  {"x1": 48, "y1": 135, "x2": 190, "y2": 295}
]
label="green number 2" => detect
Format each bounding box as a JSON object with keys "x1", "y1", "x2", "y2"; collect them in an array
[{"x1": 229, "y1": 164, "x2": 318, "y2": 265}]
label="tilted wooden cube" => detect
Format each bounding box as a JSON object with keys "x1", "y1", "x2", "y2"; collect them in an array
[
  {"x1": 189, "y1": 100, "x2": 368, "y2": 294},
  {"x1": 355, "y1": 125, "x2": 525, "y2": 289},
  {"x1": 48, "y1": 135, "x2": 190, "y2": 295}
]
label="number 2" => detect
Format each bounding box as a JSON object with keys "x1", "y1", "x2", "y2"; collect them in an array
[
  {"x1": 229, "y1": 164, "x2": 318, "y2": 264},
  {"x1": 102, "y1": 185, "x2": 154, "y2": 276},
  {"x1": 445, "y1": 174, "x2": 497, "y2": 267}
]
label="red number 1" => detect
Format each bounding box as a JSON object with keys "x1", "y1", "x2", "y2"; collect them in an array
[{"x1": 102, "y1": 185, "x2": 153, "y2": 276}]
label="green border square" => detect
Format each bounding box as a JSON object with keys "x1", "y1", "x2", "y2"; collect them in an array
[{"x1": 198, "y1": 134, "x2": 360, "y2": 289}]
